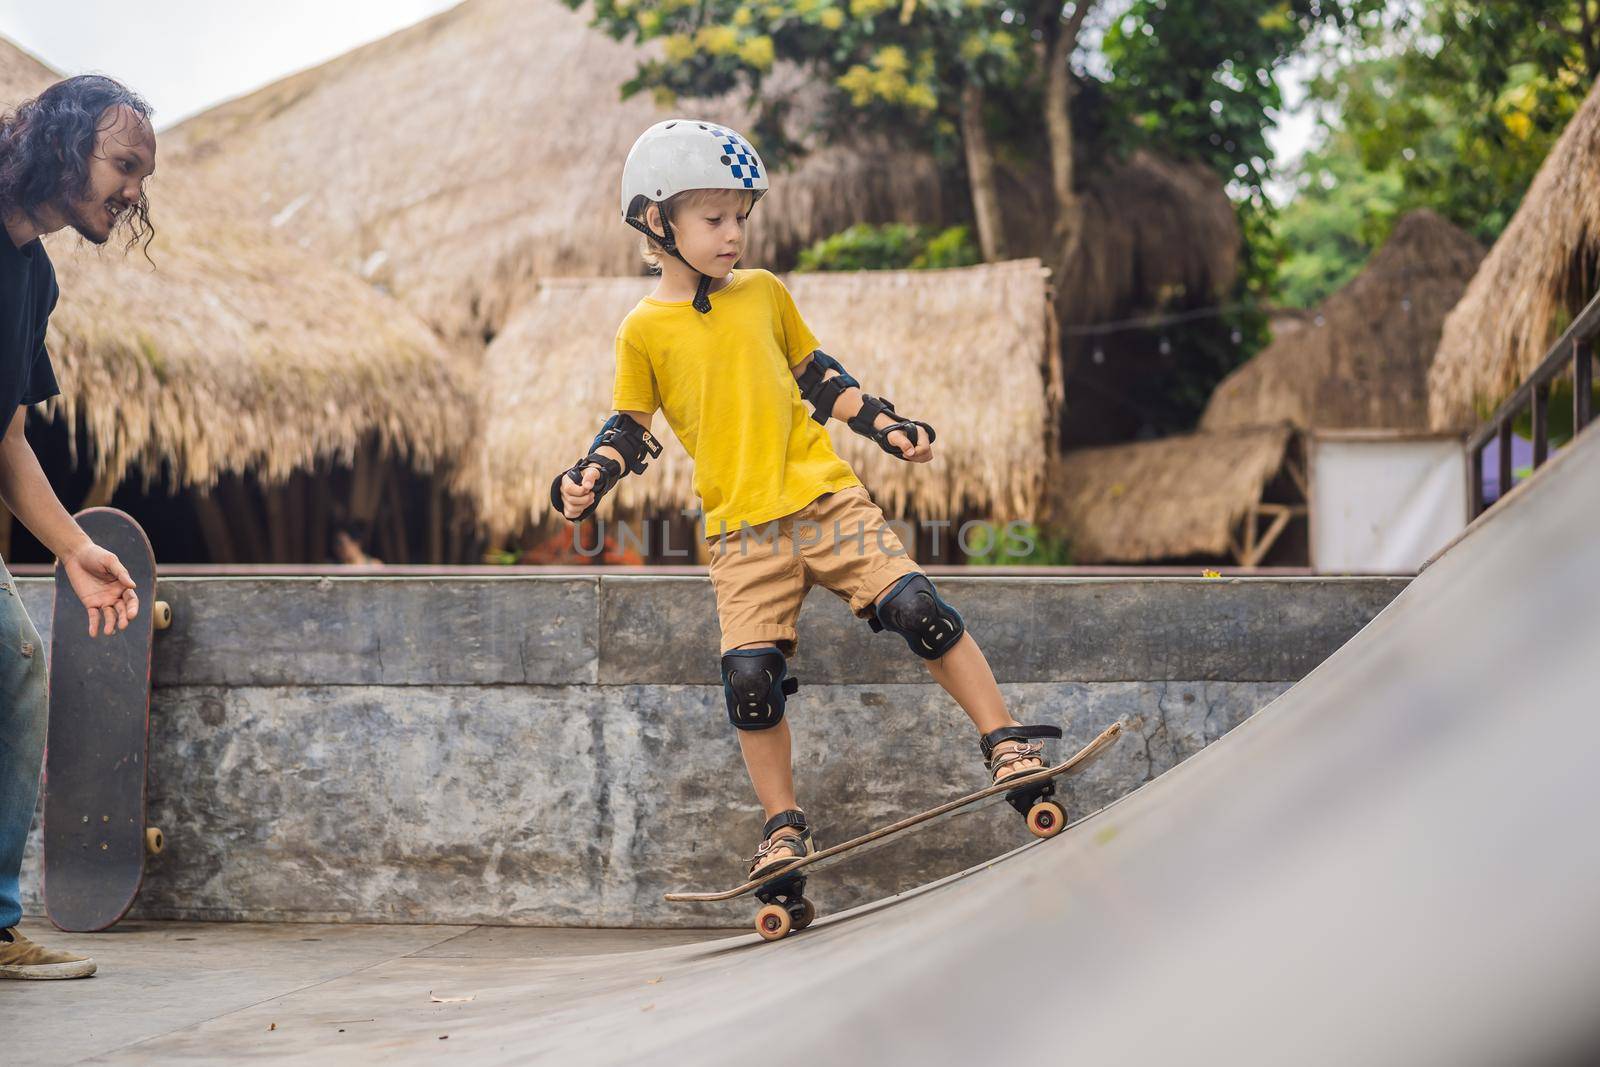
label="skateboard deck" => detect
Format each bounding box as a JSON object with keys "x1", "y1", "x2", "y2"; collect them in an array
[
  {"x1": 667, "y1": 720, "x2": 1124, "y2": 939},
  {"x1": 43, "y1": 508, "x2": 171, "y2": 933}
]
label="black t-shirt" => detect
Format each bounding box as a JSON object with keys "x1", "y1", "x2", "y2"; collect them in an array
[{"x1": 1, "y1": 232, "x2": 62, "y2": 432}]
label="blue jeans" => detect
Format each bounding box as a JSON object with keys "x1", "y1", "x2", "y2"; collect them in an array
[{"x1": 0, "y1": 557, "x2": 47, "y2": 929}]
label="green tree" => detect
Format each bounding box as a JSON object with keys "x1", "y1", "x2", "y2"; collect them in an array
[
  {"x1": 795, "y1": 222, "x2": 980, "y2": 271},
  {"x1": 574, "y1": 1, "x2": 1379, "y2": 269},
  {"x1": 1277, "y1": 0, "x2": 1596, "y2": 304}
]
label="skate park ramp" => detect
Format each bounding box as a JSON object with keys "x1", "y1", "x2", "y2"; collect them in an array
[{"x1": 94, "y1": 429, "x2": 1600, "y2": 1066}]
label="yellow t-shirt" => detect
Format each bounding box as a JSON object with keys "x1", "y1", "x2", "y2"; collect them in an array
[{"x1": 611, "y1": 268, "x2": 862, "y2": 541}]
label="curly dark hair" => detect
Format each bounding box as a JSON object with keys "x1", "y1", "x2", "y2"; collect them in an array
[{"x1": 0, "y1": 74, "x2": 155, "y2": 251}]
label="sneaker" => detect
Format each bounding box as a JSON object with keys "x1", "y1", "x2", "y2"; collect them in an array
[{"x1": 0, "y1": 927, "x2": 97, "y2": 980}]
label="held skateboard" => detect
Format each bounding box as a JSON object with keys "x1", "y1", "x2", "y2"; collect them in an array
[
  {"x1": 666, "y1": 720, "x2": 1125, "y2": 941},
  {"x1": 42, "y1": 508, "x2": 172, "y2": 933}
]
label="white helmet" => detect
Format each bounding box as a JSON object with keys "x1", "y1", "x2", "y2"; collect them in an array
[
  {"x1": 620, "y1": 120, "x2": 768, "y2": 313},
  {"x1": 620, "y1": 119, "x2": 769, "y2": 224}
]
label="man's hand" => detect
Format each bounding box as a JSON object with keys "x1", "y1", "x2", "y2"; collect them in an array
[
  {"x1": 63, "y1": 542, "x2": 139, "y2": 637},
  {"x1": 882, "y1": 421, "x2": 935, "y2": 464}
]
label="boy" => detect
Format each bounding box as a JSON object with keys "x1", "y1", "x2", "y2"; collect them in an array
[
  {"x1": 0, "y1": 75, "x2": 152, "y2": 979},
  {"x1": 552, "y1": 120, "x2": 1064, "y2": 881}
]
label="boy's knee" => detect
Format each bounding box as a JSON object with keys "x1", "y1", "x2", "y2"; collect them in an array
[
  {"x1": 720, "y1": 646, "x2": 797, "y2": 731},
  {"x1": 867, "y1": 573, "x2": 965, "y2": 660}
]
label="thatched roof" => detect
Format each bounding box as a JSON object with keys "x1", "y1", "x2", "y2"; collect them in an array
[
  {"x1": 0, "y1": 34, "x2": 54, "y2": 100},
  {"x1": 1045, "y1": 425, "x2": 1294, "y2": 563},
  {"x1": 1, "y1": 41, "x2": 475, "y2": 493},
  {"x1": 165, "y1": 0, "x2": 948, "y2": 345},
  {"x1": 1000, "y1": 148, "x2": 1241, "y2": 326},
  {"x1": 1430, "y1": 81, "x2": 1600, "y2": 430},
  {"x1": 1203, "y1": 209, "x2": 1484, "y2": 433},
  {"x1": 471, "y1": 259, "x2": 1058, "y2": 537}
]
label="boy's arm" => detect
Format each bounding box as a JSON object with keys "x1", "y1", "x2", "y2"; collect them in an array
[
  {"x1": 793, "y1": 355, "x2": 883, "y2": 428},
  {"x1": 792, "y1": 352, "x2": 935, "y2": 463},
  {"x1": 550, "y1": 409, "x2": 660, "y2": 522},
  {"x1": 591, "y1": 409, "x2": 652, "y2": 469}
]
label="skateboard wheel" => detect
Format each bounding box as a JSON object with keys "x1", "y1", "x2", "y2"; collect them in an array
[
  {"x1": 791, "y1": 898, "x2": 817, "y2": 932},
  {"x1": 153, "y1": 601, "x2": 172, "y2": 631},
  {"x1": 145, "y1": 827, "x2": 165, "y2": 855},
  {"x1": 1026, "y1": 800, "x2": 1067, "y2": 839},
  {"x1": 755, "y1": 904, "x2": 793, "y2": 942}
]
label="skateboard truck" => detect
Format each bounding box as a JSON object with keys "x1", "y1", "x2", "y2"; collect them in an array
[{"x1": 752, "y1": 868, "x2": 815, "y2": 942}]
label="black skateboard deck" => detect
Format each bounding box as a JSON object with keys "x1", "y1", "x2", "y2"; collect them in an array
[
  {"x1": 42, "y1": 508, "x2": 170, "y2": 933},
  {"x1": 667, "y1": 720, "x2": 1125, "y2": 940}
]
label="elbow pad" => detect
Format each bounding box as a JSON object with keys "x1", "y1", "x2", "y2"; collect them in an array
[{"x1": 796, "y1": 350, "x2": 859, "y2": 425}]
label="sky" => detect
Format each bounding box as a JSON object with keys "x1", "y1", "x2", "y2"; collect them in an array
[
  {"x1": 0, "y1": 0, "x2": 462, "y2": 127},
  {"x1": 0, "y1": 0, "x2": 1318, "y2": 200}
]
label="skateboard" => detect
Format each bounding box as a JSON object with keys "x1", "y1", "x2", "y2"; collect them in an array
[
  {"x1": 42, "y1": 508, "x2": 172, "y2": 933},
  {"x1": 667, "y1": 720, "x2": 1125, "y2": 941}
]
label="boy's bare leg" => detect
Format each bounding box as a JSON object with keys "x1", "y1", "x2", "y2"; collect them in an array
[
  {"x1": 871, "y1": 587, "x2": 1044, "y2": 778},
  {"x1": 731, "y1": 643, "x2": 807, "y2": 862}
]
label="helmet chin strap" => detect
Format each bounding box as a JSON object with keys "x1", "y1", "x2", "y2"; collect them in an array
[{"x1": 626, "y1": 213, "x2": 716, "y2": 314}]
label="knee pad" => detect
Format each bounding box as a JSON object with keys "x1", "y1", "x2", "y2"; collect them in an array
[
  {"x1": 868, "y1": 573, "x2": 965, "y2": 659},
  {"x1": 721, "y1": 647, "x2": 799, "y2": 731}
]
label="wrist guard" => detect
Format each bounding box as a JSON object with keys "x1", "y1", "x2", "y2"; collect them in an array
[
  {"x1": 549, "y1": 412, "x2": 662, "y2": 523},
  {"x1": 847, "y1": 395, "x2": 937, "y2": 460}
]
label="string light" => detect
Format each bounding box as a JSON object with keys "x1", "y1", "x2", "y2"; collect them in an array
[{"x1": 1060, "y1": 259, "x2": 1469, "y2": 339}]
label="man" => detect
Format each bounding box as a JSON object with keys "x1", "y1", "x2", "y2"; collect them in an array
[{"x1": 0, "y1": 75, "x2": 154, "y2": 979}]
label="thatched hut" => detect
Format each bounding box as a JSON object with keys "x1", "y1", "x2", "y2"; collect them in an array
[
  {"x1": 164, "y1": 0, "x2": 951, "y2": 346},
  {"x1": 1203, "y1": 209, "x2": 1485, "y2": 433},
  {"x1": 2, "y1": 41, "x2": 479, "y2": 564},
  {"x1": 1431, "y1": 80, "x2": 1600, "y2": 430},
  {"x1": 165, "y1": 0, "x2": 1238, "y2": 415},
  {"x1": 473, "y1": 260, "x2": 1059, "y2": 560},
  {"x1": 1043, "y1": 426, "x2": 1304, "y2": 566},
  {"x1": 1046, "y1": 210, "x2": 1481, "y2": 567},
  {"x1": 1001, "y1": 148, "x2": 1240, "y2": 332}
]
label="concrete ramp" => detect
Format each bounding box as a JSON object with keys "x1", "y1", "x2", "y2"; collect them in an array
[{"x1": 95, "y1": 430, "x2": 1600, "y2": 1066}]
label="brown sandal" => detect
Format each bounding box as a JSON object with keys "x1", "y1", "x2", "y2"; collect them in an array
[
  {"x1": 748, "y1": 809, "x2": 816, "y2": 880},
  {"x1": 979, "y1": 725, "x2": 1064, "y2": 787}
]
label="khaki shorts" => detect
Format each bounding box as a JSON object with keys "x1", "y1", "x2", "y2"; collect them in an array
[{"x1": 708, "y1": 485, "x2": 924, "y2": 656}]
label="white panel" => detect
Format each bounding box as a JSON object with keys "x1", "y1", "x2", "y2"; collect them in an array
[{"x1": 1310, "y1": 437, "x2": 1468, "y2": 572}]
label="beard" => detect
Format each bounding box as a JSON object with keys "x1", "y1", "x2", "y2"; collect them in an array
[{"x1": 62, "y1": 194, "x2": 112, "y2": 246}]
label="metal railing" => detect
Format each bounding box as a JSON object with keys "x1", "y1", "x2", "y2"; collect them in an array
[{"x1": 1467, "y1": 289, "x2": 1599, "y2": 518}]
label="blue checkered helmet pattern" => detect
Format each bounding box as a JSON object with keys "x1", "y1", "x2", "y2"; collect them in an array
[{"x1": 620, "y1": 119, "x2": 770, "y2": 222}]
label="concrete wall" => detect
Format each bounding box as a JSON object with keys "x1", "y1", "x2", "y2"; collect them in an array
[{"x1": 17, "y1": 575, "x2": 1405, "y2": 927}]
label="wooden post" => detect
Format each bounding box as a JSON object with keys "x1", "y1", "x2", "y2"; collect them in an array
[
  {"x1": 1497, "y1": 420, "x2": 1513, "y2": 499},
  {"x1": 427, "y1": 480, "x2": 444, "y2": 564},
  {"x1": 308, "y1": 464, "x2": 331, "y2": 564},
  {"x1": 446, "y1": 512, "x2": 463, "y2": 565},
  {"x1": 1245, "y1": 504, "x2": 1295, "y2": 568},
  {"x1": 285, "y1": 471, "x2": 308, "y2": 562},
  {"x1": 0, "y1": 507, "x2": 11, "y2": 561},
  {"x1": 1577, "y1": 339, "x2": 1594, "y2": 434},
  {"x1": 1468, "y1": 445, "x2": 1484, "y2": 520},
  {"x1": 266, "y1": 483, "x2": 291, "y2": 563},
  {"x1": 220, "y1": 478, "x2": 268, "y2": 562},
  {"x1": 192, "y1": 492, "x2": 238, "y2": 564},
  {"x1": 385, "y1": 463, "x2": 410, "y2": 564},
  {"x1": 351, "y1": 445, "x2": 382, "y2": 524}
]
